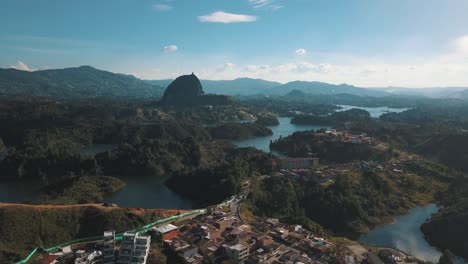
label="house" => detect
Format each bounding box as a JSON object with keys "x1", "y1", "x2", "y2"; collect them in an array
[
  {"x1": 35, "y1": 256, "x2": 59, "y2": 264},
  {"x1": 226, "y1": 244, "x2": 249, "y2": 264},
  {"x1": 154, "y1": 224, "x2": 179, "y2": 240},
  {"x1": 178, "y1": 245, "x2": 199, "y2": 259},
  {"x1": 257, "y1": 235, "x2": 273, "y2": 249},
  {"x1": 277, "y1": 158, "x2": 319, "y2": 170}
]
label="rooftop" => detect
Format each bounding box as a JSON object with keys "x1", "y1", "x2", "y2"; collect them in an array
[{"x1": 154, "y1": 224, "x2": 178, "y2": 233}]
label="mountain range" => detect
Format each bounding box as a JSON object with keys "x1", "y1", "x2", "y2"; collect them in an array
[
  {"x1": 0, "y1": 66, "x2": 164, "y2": 99},
  {"x1": 1, "y1": 65, "x2": 468, "y2": 99}
]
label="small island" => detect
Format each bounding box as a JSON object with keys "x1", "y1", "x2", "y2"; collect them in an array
[{"x1": 255, "y1": 115, "x2": 280, "y2": 126}]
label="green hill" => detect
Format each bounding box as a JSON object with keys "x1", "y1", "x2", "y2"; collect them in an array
[{"x1": 0, "y1": 66, "x2": 164, "y2": 99}]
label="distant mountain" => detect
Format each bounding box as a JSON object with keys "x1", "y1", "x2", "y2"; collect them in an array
[
  {"x1": 160, "y1": 73, "x2": 235, "y2": 106},
  {"x1": 0, "y1": 66, "x2": 164, "y2": 99},
  {"x1": 454, "y1": 89, "x2": 468, "y2": 99},
  {"x1": 274, "y1": 81, "x2": 388, "y2": 97},
  {"x1": 202, "y1": 78, "x2": 281, "y2": 95},
  {"x1": 161, "y1": 73, "x2": 204, "y2": 105},
  {"x1": 151, "y1": 78, "x2": 389, "y2": 97},
  {"x1": 149, "y1": 77, "x2": 281, "y2": 96},
  {"x1": 373, "y1": 86, "x2": 468, "y2": 98}
]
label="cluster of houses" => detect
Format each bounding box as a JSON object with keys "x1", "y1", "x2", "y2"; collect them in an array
[
  {"x1": 320, "y1": 129, "x2": 375, "y2": 145},
  {"x1": 35, "y1": 230, "x2": 151, "y2": 264},
  {"x1": 269, "y1": 158, "x2": 356, "y2": 183},
  {"x1": 154, "y1": 208, "x2": 340, "y2": 264}
]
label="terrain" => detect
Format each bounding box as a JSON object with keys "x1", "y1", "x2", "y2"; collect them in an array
[
  {"x1": 0, "y1": 203, "x2": 185, "y2": 263},
  {"x1": 1, "y1": 66, "x2": 468, "y2": 262},
  {"x1": 0, "y1": 66, "x2": 164, "y2": 99}
]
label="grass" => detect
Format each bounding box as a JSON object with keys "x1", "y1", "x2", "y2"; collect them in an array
[{"x1": 239, "y1": 202, "x2": 256, "y2": 223}]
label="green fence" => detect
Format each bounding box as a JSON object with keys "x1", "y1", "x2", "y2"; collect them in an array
[
  {"x1": 14, "y1": 194, "x2": 237, "y2": 264},
  {"x1": 14, "y1": 208, "x2": 208, "y2": 264}
]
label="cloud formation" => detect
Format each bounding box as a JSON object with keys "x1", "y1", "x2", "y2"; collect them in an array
[
  {"x1": 162, "y1": 45, "x2": 178, "y2": 53},
  {"x1": 248, "y1": 0, "x2": 283, "y2": 10},
  {"x1": 454, "y1": 35, "x2": 468, "y2": 55},
  {"x1": 153, "y1": 4, "x2": 172, "y2": 11},
  {"x1": 10, "y1": 61, "x2": 31, "y2": 71},
  {"x1": 295, "y1": 48, "x2": 307, "y2": 55},
  {"x1": 198, "y1": 11, "x2": 257, "y2": 23}
]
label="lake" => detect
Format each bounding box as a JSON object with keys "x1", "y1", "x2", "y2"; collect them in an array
[
  {"x1": 104, "y1": 175, "x2": 192, "y2": 209},
  {"x1": 359, "y1": 204, "x2": 466, "y2": 263},
  {"x1": 0, "y1": 180, "x2": 43, "y2": 203},
  {"x1": 230, "y1": 117, "x2": 331, "y2": 152},
  {"x1": 80, "y1": 144, "x2": 117, "y2": 156},
  {"x1": 336, "y1": 105, "x2": 409, "y2": 118}
]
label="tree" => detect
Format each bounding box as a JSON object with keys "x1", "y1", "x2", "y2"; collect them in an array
[{"x1": 439, "y1": 250, "x2": 456, "y2": 264}]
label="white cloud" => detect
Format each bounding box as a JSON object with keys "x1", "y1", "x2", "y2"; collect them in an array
[
  {"x1": 248, "y1": 0, "x2": 283, "y2": 10},
  {"x1": 162, "y1": 45, "x2": 178, "y2": 53},
  {"x1": 295, "y1": 48, "x2": 307, "y2": 55},
  {"x1": 153, "y1": 4, "x2": 172, "y2": 11},
  {"x1": 198, "y1": 11, "x2": 257, "y2": 23},
  {"x1": 133, "y1": 34, "x2": 468, "y2": 87},
  {"x1": 454, "y1": 35, "x2": 468, "y2": 54},
  {"x1": 10, "y1": 61, "x2": 31, "y2": 71},
  {"x1": 216, "y1": 62, "x2": 236, "y2": 72}
]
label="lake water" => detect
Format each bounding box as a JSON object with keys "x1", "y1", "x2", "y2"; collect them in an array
[
  {"x1": 104, "y1": 175, "x2": 192, "y2": 209},
  {"x1": 80, "y1": 144, "x2": 116, "y2": 156},
  {"x1": 0, "y1": 179, "x2": 44, "y2": 203},
  {"x1": 336, "y1": 105, "x2": 408, "y2": 118},
  {"x1": 359, "y1": 204, "x2": 468, "y2": 263},
  {"x1": 230, "y1": 117, "x2": 331, "y2": 152}
]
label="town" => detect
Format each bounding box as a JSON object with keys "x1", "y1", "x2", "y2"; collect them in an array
[
  {"x1": 30, "y1": 130, "x2": 431, "y2": 264},
  {"x1": 33, "y1": 191, "x2": 422, "y2": 264}
]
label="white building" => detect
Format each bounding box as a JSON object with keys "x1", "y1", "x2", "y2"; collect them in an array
[
  {"x1": 116, "y1": 232, "x2": 151, "y2": 264},
  {"x1": 103, "y1": 231, "x2": 116, "y2": 264},
  {"x1": 226, "y1": 244, "x2": 249, "y2": 264}
]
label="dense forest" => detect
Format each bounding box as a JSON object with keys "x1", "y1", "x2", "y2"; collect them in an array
[
  {"x1": 270, "y1": 130, "x2": 392, "y2": 163},
  {"x1": 421, "y1": 177, "x2": 468, "y2": 259},
  {"x1": 249, "y1": 161, "x2": 451, "y2": 235},
  {"x1": 291, "y1": 108, "x2": 372, "y2": 126},
  {"x1": 254, "y1": 115, "x2": 280, "y2": 126},
  {"x1": 3, "y1": 69, "x2": 468, "y2": 263}
]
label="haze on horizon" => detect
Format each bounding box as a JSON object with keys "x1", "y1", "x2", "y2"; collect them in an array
[{"x1": 2, "y1": 0, "x2": 468, "y2": 88}]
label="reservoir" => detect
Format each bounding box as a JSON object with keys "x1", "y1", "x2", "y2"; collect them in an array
[
  {"x1": 359, "y1": 204, "x2": 442, "y2": 262},
  {"x1": 230, "y1": 117, "x2": 330, "y2": 152},
  {"x1": 104, "y1": 175, "x2": 192, "y2": 209}
]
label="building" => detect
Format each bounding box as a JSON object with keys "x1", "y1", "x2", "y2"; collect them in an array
[
  {"x1": 131, "y1": 235, "x2": 151, "y2": 264},
  {"x1": 257, "y1": 235, "x2": 273, "y2": 249},
  {"x1": 178, "y1": 245, "x2": 199, "y2": 259},
  {"x1": 277, "y1": 158, "x2": 319, "y2": 170},
  {"x1": 102, "y1": 231, "x2": 115, "y2": 264},
  {"x1": 35, "y1": 255, "x2": 59, "y2": 264},
  {"x1": 116, "y1": 232, "x2": 151, "y2": 264},
  {"x1": 75, "y1": 251, "x2": 103, "y2": 264},
  {"x1": 153, "y1": 224, "x2": 178, "y2": 240},
  {"x1": 226, "y1": 244, "x2": 249, "y2": 264}
]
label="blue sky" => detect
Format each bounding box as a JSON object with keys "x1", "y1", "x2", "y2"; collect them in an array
[{"x1": 2, "y1": 0, "x2": 468, "y2": 87}]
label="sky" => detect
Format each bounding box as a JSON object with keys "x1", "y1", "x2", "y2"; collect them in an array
[{"x1": 1, "y1": 0, "x2": 468, "y2": 87}]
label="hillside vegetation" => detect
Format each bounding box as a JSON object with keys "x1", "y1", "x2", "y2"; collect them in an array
[
  {"x1": 0, "y1": 204, "x2": 175, "y2": 262},
  {"x1": 0, "y1": 66, "x2": 164, "y2": 99}
]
